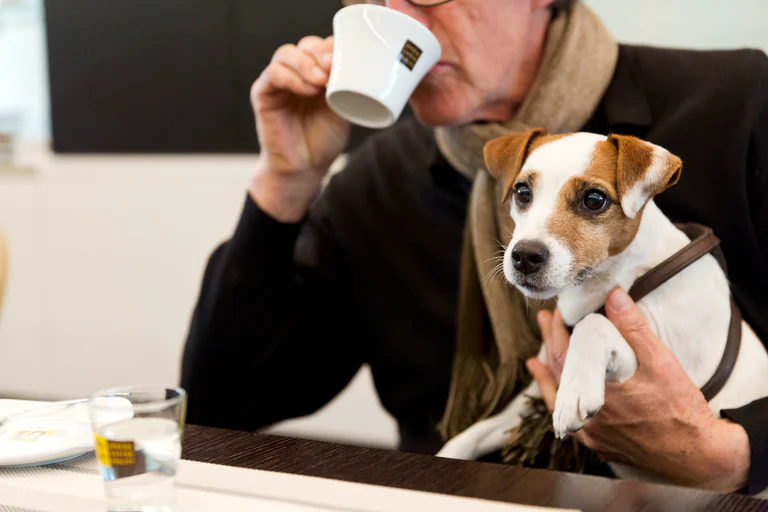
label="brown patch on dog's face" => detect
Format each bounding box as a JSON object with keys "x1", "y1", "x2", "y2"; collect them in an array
[
  {"x1": 582, "y1": 140, "x2": 646, "y2": 257},
  {"x1": 544, "y1": 140, "x2": 645, "y2": 282}
]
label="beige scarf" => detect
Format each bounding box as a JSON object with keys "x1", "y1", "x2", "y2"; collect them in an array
[{"x1": 436, "y1": 2, "x2": 619, "y2": 442}]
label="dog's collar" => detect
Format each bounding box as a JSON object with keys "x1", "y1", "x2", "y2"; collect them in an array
[{"x1": 564, "y1": 223, "x2": 740, "y2": 402}]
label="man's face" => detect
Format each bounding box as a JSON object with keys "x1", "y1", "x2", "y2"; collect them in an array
[{"x1": 387, "y1": 0, "x2": 552, "y2": 126}]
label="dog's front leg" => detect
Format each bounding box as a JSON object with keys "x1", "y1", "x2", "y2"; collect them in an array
[{"x1": 553, "y1": 313, "x2": 638, "y2": 439}]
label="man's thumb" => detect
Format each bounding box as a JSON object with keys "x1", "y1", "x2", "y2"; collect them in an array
[{"x1": 605, "y1": 288, "x2": 664, "y2": 360}]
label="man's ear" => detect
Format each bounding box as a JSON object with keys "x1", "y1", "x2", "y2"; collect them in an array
[
  {"x1": 608, "y1": 134, "x2": 682, "y2": 219},
  {"x1": 483, "y1": 128, "x2": 546, "y2": 198}
]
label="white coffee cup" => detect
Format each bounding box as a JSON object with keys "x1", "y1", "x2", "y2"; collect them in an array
[{"x1": 326, "y1": 5, "x2": 442, "y2": 129}]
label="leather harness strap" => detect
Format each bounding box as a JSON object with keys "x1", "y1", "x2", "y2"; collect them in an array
[
  {"x1": 700, "y1": 298, "x2": 742, "y2": 402},
  {"x1": 587, "y1": 223, "x2": 741, "y2": 402},
  {"x1": 624, "y1": 224, "x2": 722, "y2": 306}
]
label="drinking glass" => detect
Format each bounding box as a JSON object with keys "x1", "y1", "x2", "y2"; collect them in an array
[{"x1": 88, "y1": 386, "x2": 186, "y2": 512}]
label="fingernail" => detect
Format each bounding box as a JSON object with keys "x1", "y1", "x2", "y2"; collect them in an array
[
  {"x1": 609, "y1": 288, "x2": 632, "y2": 312},
  {"x1": 322, "y1": 52, "x2": 332, "y2": 66},
  {"x1": 312, "y1": 66, "x2": 326, "y2": 81}
]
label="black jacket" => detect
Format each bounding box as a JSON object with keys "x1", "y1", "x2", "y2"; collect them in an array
[{"x1": 181, "y1": 44, "x2": 768, "y2": 494}]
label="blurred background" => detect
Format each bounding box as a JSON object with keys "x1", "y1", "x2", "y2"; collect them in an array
[{"x1": 0, "y1": 0, "x2": 766, "y2": 450}]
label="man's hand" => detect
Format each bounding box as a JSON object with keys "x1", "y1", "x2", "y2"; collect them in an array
[
  {"x1": 249, "y1": 35, "x2": 351, "y2": 223},
  {"x1": 526, "y1": 288, "x2": 750, "y2": 492}
]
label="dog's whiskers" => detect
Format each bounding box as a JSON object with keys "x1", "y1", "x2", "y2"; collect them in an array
[
  {"x1": 483, "y1": 261, "x2": 507, "y2": 285},
  {"x1": 481, "y1": 253, "x2": 506, "y2": 267}
]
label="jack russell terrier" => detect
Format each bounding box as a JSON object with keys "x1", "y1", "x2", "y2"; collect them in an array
[{"x1": 436, "y1": 129, "x2": 768, "y2": 488}]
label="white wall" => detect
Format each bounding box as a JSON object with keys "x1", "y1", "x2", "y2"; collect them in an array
[
  {"x1": 583, "y1": 0, "x2": 768, "y2": 53},
  {"x1": 0, "y1": 1, "x2": 766, "y2": 451}
]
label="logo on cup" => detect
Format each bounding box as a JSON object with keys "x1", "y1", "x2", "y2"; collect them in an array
[{"x1": 398, "y1": 40, "x2": 423, "y2": 71}]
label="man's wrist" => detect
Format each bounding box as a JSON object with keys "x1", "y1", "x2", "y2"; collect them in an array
[
  {"x1": 248, "y1": 159, "x2": 322, "y2": 224},
  {"x1": 704, "y1": 418, "x2": 750, "y2": 493}
]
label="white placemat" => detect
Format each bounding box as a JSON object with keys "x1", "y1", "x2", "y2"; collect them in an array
[
  {"x1": 0, "y1": 453, "x2": 580, "y2": 512},
  {"x1": 0, "y1": 401, "x2": 579, "y2": 512}
]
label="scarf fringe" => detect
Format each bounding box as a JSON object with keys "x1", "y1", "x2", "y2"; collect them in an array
[{"x1": 502, "y1": 395, "x2": 601, "y2": 473}]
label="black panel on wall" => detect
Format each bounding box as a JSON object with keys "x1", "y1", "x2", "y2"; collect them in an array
[{"x1": 44, "y1": 0, "x2": 378, "y2": 154}]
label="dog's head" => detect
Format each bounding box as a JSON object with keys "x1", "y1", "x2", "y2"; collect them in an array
[{"x1": 485, "y1": 129, "x2": 682, "y2": 299}]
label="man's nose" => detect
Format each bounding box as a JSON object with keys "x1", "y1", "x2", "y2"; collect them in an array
[{"x1": 511, "y1": 240, "x2": 549, "y2": 275}]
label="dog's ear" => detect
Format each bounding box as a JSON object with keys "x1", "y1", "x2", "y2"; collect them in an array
[
  {"x1": 484, "y1": 128, "x2": 546, "y2": 198},
  {"x1": 609, "y1": 134, "x2": 682, "y2": 219}
]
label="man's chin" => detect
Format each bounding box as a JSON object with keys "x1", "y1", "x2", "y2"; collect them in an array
[
  {"x1": 409, "y1": 86, "x2": 471, "y2": 127},
  {"x1": 409, "y1": 102, "x2": 456, "y2": 127}
]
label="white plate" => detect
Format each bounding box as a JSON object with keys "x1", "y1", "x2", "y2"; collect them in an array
[{"x1": 0, "y1": 399, "x2": 95, "y2": 467}]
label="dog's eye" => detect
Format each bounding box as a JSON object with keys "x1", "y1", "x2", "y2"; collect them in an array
[
  {"x1": 515, "y1": 184, "x2": 532, "y2": 205},
  {"x1": 583, "y1": 190, "x2": 608, "y2": 211}
]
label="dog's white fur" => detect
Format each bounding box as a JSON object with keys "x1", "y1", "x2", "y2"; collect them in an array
[{"x1": 437, "y1": 133, "x2": 768, "y2": 492}]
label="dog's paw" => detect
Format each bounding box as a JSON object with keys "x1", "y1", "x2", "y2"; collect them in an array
[
  {"x1": 436, "y1": 437, "x2": 480, "y2": 460},
  {"x1": 552, "y1": 372, "x2": 605, "y2": 439}
]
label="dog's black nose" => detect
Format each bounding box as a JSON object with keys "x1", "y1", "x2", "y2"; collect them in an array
[{"x1": 511, "y1": 241, "x2": 549, "y2": 275}]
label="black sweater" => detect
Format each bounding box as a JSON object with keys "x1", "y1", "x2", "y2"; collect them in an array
[{"x1": 181, "y1": 45, "x2": 768, "y2": 494}]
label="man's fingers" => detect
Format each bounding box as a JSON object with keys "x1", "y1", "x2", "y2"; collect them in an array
[
  {"x1": 526, "y1": 358, "x2": 557, "y2": 413},
  {"x1": 297, "y1": 36, "x2": 333, "y2": 73},
  {"x1": 537, "y1": 310, "x2": 553, "y2": 344},
  {"x1": 550, "y1": 310, "x2": 571, "y2": 361},
  {"x1": 321, "y1": 36, "x2": 335, "y2": 68},
  {"x1": 260, "y1": 62, "x2": 321, "y2": 98},
  {"x1": 272, "y1": 43, "x2": 329, "y2": 88},
  {"x1": 536, "y1": 309, "x2": 569, "y2": 384}
]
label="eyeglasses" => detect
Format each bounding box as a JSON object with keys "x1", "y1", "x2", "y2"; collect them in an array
[{"x1": 340, "y1": 0, "x2": 456, "y2": 8}]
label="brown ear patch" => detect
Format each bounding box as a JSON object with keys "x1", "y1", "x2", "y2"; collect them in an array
[
  {"x1": 608, "y1": 134, "x2": 682, "y2": 218},
  {"x1": 610, "y1": 134, "x2": 654, "y2": 202},
  {"x1": 483, "y1": 128, "x2": 546, "y2": 199}
]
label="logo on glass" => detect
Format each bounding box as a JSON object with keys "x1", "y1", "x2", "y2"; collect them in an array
[{"x1": 399, "y1": 40, "x2": 423, "y2": 71}]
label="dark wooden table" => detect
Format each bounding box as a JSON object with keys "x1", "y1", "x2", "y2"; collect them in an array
[{"x1": 181, "y1": 424, "x2": 767, "y2": 512}]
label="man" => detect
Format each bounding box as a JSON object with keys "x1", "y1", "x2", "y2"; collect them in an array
[{"x1": 180, "y1": 0, "x2": 768, "y2": 495}]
